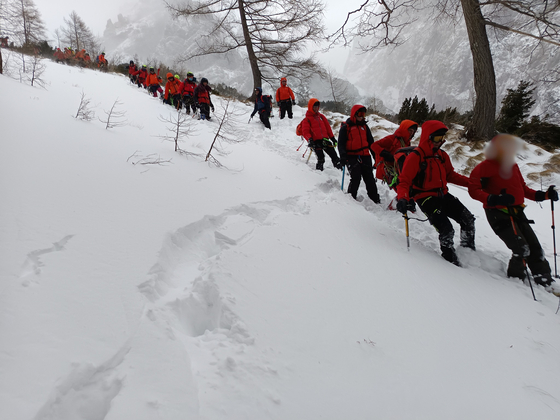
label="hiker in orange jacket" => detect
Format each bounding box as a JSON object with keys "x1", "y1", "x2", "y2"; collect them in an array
[
  {"x1": 145, "y1": 67, "x2": 163, "y2": 97},
  {"x1": 53, "y1": 48, "x2": 64, "y2": 63},
  {"x1": 97, "y1": 52, "x2": 108, "y2": 70},
  {"x1": 164, "y1": 73, "x2": 184, "y2": 109},
  {"x1": 275, "y1": 77, "x2": 296, "y2": 119}
]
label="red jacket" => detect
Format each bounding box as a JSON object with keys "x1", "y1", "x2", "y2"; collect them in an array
[
  {"x1": 337, "y1": 105, "x2": 373, "y2": 157},
  {"x1": 182, "y1": 79, "x2": 196, "y2": 96},
  {"x1": 301, "y1": 98, "x2": 334, "y2": 141},
  {"x1": 276, "y1": 78, "x2": 295, "y2": 102},
  {"x1": 371, "y1": 119, "x2": 418, "y2": 180},
  {"x1": 133, "y1": 68, "x2": 147, "y2": 83},
  {"x1": 164, "y1": 77, "x2": 183, "y2": 99},
  {"x1": 194, "y1": 82, "x2": 212, "y2": 104},
  {"x1": 128, "y1": 64, "x2": 137, "y2": 75},
  {"x1": 54, "y1": 49, "x2": 64, "y2": 60},
  {"x1": 468, "y1": 160, "x2": 536, "y2": 208},
  {"x1": 397, "y1": 120, "x2": 468, "y2": 201}
]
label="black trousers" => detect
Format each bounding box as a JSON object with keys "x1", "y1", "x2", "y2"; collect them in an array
[
  {"x1": 259, "y1": 110, "x2": 271, "y2": 129},
  {"x1": 182, "y1": 95, "x2": 197, "y2": 114},
  {"x1": 199, "y1": 103, "x2": 211, "y2": 120},
  {"x1": 311, "y1": 139, "x2": 339, "y2": 166},
  {"x1": 418, "y1": 193, "x2": 475, "y2": 263},
  {"x1": 279, "y1": 100, "x2": 293, "y2": 119},
  {"x1": 485, "y1": 207, "x2": 552, "y2": 284},
  {"x1": 347, "y1": 155, "x2": 379, "y2": 202}
]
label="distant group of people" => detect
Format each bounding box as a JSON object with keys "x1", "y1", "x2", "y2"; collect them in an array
[
  {"x1": 53, "y1": 48, "x2": 107, "y2": 70},
  {"x1": 126, "y1": 61, "x2": 215, "y2": 120},
  {"x1": 293, "y1": 99, "x2": 559, "y2": 296}
]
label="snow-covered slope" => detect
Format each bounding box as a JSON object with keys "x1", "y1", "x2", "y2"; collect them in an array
[
  {"x1": 1, "y1": 59, "x2": 560, "y2": 420},
  {"x1": 344, "y1": 3, "x2": 560, "y2": 118}
]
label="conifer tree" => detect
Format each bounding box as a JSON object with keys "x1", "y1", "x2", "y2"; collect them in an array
[{"x1": 496, "y1": 80, "x2": 536, "y2": 134}]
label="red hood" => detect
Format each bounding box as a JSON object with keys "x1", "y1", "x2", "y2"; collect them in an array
[
  {"x1": 419, "y1": 120, "x2": 448, "y2": 154},
  {"x1": 349, "y1": 104, "x2": 366, "y2": 124},
  {"x1": 394, "y1": 119, "x2": 418, "y2": 142},
  {"x1": 280, "y1": 77, "x2": 287, "y2": 85},
  {"x1": 307, "y1": 98, "x2": 319, "y2": 113}
]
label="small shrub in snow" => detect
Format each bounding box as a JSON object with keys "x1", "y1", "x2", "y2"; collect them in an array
[
  {"x1": 205, "y1": 99, "x2": 245, "y2": 167},
  {"x1": 99, "y1": 99, "x2": 127, "y2": 129},
  {"x1": 74, "y1": 91, "x2": 95, "y2": 121},
  {"x1": 158, "y1": 110, "x2": 200, "y2": 157}
]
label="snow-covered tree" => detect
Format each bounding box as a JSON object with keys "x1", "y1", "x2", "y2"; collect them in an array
[
  {"x1": 60, "y1": 11, "x2": 99, "y2": 54},
  {"x1": 6, "y1": 0, "x2": 45, "y2": 47}
]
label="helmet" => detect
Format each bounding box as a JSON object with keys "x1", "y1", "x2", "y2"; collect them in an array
[
  {"x1": 142, "y1": 64, "x2": 146, "y2": 68},
  {"x1": 101, "y1": 52, "x2": 105, "y2": 55},
  {"x1": 187, "y1": 71, "x2": 194, "y2": 77}
]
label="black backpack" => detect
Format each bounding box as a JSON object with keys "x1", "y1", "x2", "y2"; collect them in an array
[{"x1": 262, "y1": 95, "x2": 273, "y2": 113}]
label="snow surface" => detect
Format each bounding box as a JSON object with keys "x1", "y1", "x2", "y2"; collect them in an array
[{"x1": 1, "y1": 58, "x2": 560, "y2": 420}]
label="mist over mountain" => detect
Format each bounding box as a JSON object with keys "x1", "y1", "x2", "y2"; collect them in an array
[{"x1": 343, "y1": 5, "x2": 560, "y2": 119}]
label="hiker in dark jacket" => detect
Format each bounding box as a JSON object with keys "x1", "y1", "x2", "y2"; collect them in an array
[{"x1": 250, "y1": 87, "x2": 271, "y2": 129}]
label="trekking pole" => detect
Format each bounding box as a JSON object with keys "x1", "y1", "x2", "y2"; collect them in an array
[
  {"x1": 341, "y1": 166, "x2": 345, "y2": 191},
  {"x1": 404, "y1": 213, "x2": 410, "y2": 251},
  {"x1": 508, "y1": 205, "x2": 537, "y2": 301},
  {"x1": 306, "y1": 148, "x2": 313, "y2": 164},
  {"x1": 551, "y1": 186, "x2": 558, "y2": 278},
  {"x1": 296, "y1": 138, "x2": 305, "y2": 151}
]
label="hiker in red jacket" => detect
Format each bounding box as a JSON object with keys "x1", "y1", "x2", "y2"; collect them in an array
[
  {"x1": 337, "y1": 105, "x2": 380, "y2": 203},
  {"x1": 128, "y1": 61, "x2": 138, "y2": 84},
  {"x1": 193, "y1": 78, "x2": 214, "y2": 120},
  {"x1": 275, "y1": 77, "x2": 296, "y2": 119},
  {"x1": 371, "y1": 119, "x2": 418, "y2": 188},
  {"x1": 54, "y1": 48, "x2": 65, "y2": 63},
  {"x1": 469, "y1": 134, "x2": 559, "y2": 294},
  {"x1": 133, "y1": 65, "x2": 147, "y2": 88},
  {"x1": 181, "y1": 72, "x2": 197, "y2": 114},
  {"x1": 301, "y1": 98, "x2": 341, "y2": 171},
  {"x1": 396, "y1": 120, "x2": 475, "y2": 265}
]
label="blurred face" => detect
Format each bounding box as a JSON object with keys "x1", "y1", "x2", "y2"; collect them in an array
[
  {"x1": 355, "y1": 110, "x2": 366, "y2": 122},
  {"x1": 408, "y1": 127, "x2": 417, "y2": 139},
  {"x1": 168, "y1": 77, "x2": 174, "y2": 82},
  {"x1": 282, "y1": 80, "x2": 286, "y2": 86},
  {"x1": 486, "y1": 135, "x2": 520, "y2": 176},
  {"x1": 313, "y1": 103, "x2": 320, "y2": 113},
  {"x1": 150, "y1": 69, "x2": 155, "y2": 73}
]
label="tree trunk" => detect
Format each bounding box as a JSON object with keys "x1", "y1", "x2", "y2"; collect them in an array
[
  {"x1": 238, "y1": 0, "x2": 261, "y2": 100},
  {"x1": 461, "y1": 0, "x2": 496, "y2": 141},
  {"x1": 0, "y1": 49, "x2": 3, "y2": 74}
]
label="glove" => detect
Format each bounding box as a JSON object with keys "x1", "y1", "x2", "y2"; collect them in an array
[
  {"x1": 339, "y1": 157, "x2": 347, "y2": 167},
  {"x1": 380, "y1": 150, "x2": 394, "y2": 163},
  {"x1": 487, "y1": 193, "x2": 515, "y2": 207},
  {"x1": 211, "y1": 105, "x2": 215, "y2": 112},
  {"x1": 548, "y1": 186, "x2": 559, "y2": 202},
  {"x1": 397, "y1": 198, "x2": 415, "y2": 214},
  {"x1": 250, "y1": 112, "x2": 256, "y2": 118},
  {"x1": 276, "y1": 102, "x2": 280, "y2": 107},
  {"x1": 330, "y1": 137, "x2": 337, "y2": 147},
  {"x1": 195, "y1": 102, "x2": 200, "y2": 109},
  {"x1": 307, "y1": 140, "x2": 314, "y2": 150},
  {"x1": 292, "y1": 99, "x2": 296, "y2": 105}
]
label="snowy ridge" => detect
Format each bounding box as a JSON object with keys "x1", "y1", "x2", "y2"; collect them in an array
[{"x1": 1, "y1": 59, "x2": 560, "y2": 419}]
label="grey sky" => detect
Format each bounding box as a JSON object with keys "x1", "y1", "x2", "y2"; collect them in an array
[{"x1": 34, "y1": 0, "x2": 362, "y2": 72}]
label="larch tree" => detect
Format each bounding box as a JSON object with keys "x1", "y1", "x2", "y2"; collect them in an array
[
  {"x1": 167, "y1": 0, "x2": 326, "y2": 98},
  {"x1": 60, "y1": 11, "x2": 99, "y2": 54},
  {"x1": 6, "y1": 0, "x2": 45, "y2": 47},
  {"x1": 329, "y1": 0, "x2": 560, "y2": 141}
]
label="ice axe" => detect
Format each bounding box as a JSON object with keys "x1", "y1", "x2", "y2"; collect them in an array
[
  {"x1": 341, "y1": 166, "x2": 345, "y2": 191},
  {"x1": 404, "y1": 213, "x2": 410, "y2": 251}
]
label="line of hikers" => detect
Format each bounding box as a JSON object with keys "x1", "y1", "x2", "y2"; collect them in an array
[
  {"x1": 297, "y1": 99, "x2": 559, "y2": 296},
  {"x1": 249, "y1": 78, "x2": 297, "y2": 129},
  {"x1": 53, "y1": 48, "x2": 108, "y2": 69},
  {"x1": 126, "y1": 61, "x2": 215, "y2": 120}
]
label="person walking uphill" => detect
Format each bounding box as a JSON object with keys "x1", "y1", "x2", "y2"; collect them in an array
[
  {"x1": 468, "y1": 134, "x2": 560, "y2": 295},
  {"x1": 371, "y1": 119, "x2": 418, "y2": 188},
  {"x1": 275, "y1": 78, "x2": 296, "y2": 119},
  {"x1": 250, "y1": 88, "x2": 272, "y2": 129},
  {"x1": 181, "y1": 72, "x2": 197, "y2": 114},
  {"x1": 164, "y1": 73, "x2": 183, "y2": 110},
  {"x1": 302, "y1": 99, "x2": 341, "y2": 171},
  {"x1": 338, "y1": 105, "x2": 380, "y2": 203},
  {"x1": 194, "y1": 78, "x2": 215, "y2": 120},
  {"x1": 396, "y1": 120, "x2": 475, "y2": 266},
  {"x1": 145, "y1": 67, "x2": 163, "y2": 97}
]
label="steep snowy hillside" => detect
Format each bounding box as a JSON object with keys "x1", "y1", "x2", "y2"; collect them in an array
[
  {"x1": 344, "y1": 3, "x2": 560, "y2": 118},
  {"x1": 1, "y1": 59, "x2": 560, "y2": 420}
]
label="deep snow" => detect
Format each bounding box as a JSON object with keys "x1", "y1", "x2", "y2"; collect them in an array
[{"x1": 1, "y1": 58, "x2": 560, "y2": 420}]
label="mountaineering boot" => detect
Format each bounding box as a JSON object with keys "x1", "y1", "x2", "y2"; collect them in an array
[
  {"x1": 442, "y1": 247, "x2": 461, "y2": 267},
  {"x1": 316, "y1": 161, "x2": 324, "y2": 171},
  {"x1": 544, "y1": 281, "x2": 560, "y2": 297},
  {"x1": 368, "y1": 193, "x2": 381, "y2": 204}
]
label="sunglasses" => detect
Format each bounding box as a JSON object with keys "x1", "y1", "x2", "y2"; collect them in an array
[
  {"x1": 168, "y1": 77, "x2": 174, "y2": 80},
  {"x1": 356, "y1": 112, "x2": 366, "y2": 118},
  {"x1": 431, "y1": 135, "x2": 445, "y2": 143}
]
